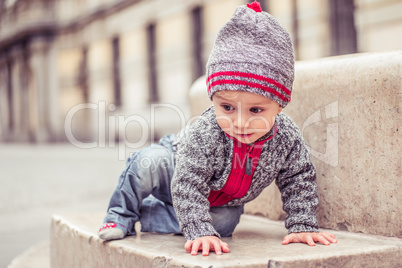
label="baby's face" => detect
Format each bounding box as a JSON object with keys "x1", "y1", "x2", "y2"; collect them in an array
[{"x1": 212, "y1": 90, "x2": 282, "y2": 144}]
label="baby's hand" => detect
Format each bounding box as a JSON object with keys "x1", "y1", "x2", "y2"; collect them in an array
[
  {"x1": 282, "y1": 232, "x2": 337, "y2": 246},
  {"x1": 185, "y1": 236, "x2": 230, "y2": 256}
]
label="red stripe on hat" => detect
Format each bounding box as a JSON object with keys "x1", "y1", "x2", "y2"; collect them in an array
[
  {"x1": 208, "y1": 79, "x2": 290, "y2": 103},
  {"x1": 207, "y1": 71, "x2": 291, "y2": 96}
]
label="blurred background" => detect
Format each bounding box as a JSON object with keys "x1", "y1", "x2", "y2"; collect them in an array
[
  {"x1": 1, "y1": 0, "x2": 402, "y2": 144},
  {"x1": 0, "y1": 0, "x2": 401, "y2": 267}
]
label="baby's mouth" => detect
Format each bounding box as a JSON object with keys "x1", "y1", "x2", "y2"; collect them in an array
[{"x1": 235, "y1": 133, "x2": 253, "y2": 138}]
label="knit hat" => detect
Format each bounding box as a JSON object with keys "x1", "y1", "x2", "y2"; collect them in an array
[{"x1": 206, "y1": 1, "x2": 295, "y2": 108}]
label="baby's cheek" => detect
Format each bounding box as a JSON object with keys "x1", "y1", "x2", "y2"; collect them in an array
[
  {"x1": 250, "y1": 118, "x2": 273, "y2": 131},
  {"x1": 217, "y1": 118, "x2": 233, "y2": 131}
]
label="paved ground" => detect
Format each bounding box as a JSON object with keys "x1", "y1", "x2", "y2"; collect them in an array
[{"x1": 0, "y1": 143, "x2": 141, "y2": 268}]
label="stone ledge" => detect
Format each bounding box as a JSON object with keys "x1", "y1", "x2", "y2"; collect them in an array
[
  {"x1": 7, "y1": 240, "x2": 50, "y2": 268},
  {"x1": 51, "y1": 212, "x2": 401, "y2": 268}
]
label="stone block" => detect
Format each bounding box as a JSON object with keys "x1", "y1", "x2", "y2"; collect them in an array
[
  {"x1": 50, "y1": 212, "x2": 402, "y2": 268},
  {"x1": 286, "y1": 51, "x2": 401, "y2": 238},
  {"x1": 8, "y1": 241, "x2": 50, "y2": 268}
]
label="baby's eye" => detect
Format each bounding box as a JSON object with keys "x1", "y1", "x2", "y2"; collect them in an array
[
  {"x1": 250, "y1": 107, "x2": 263, "y2": 113},
  {"x1": 222, "y1": 105, "x2": 234, "y2": 111}
]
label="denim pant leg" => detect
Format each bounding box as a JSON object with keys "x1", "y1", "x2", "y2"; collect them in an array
[
  {"x1": 141, "y1": 197, "x2": 244, "y2": 238},
  {"x1": 140, "y1": 195, "x2": 181, "y2": 234},
  {"x1": 103, "y1": 143, "x2": 175, "y2": 235},
  {"x1": 211, "y1": 205, "x2": 244, "y2": 237},
  {"x1": 104, "y1": 135, "x2": 244, "y2": 238}
]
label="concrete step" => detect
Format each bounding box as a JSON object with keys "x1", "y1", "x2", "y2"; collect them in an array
[
  {"x1": 7, "y1": 240, "x2": 50, "y2": 268},
  {"x1": 51, "y1": 212, "x2": 401, "y2": 268}
]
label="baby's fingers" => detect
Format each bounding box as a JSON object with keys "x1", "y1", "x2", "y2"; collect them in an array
[
  {"x1": 202, "y1": 241, "x2": 211, "y2": 256},
  {"x1": 211, "y1": 239, "x2": 223, "y2": 255},
  {"x1": 184, "y1": 240, "x2": 193, "y2": 253},
  {"x1": 191, "y1": 240, "x2": 202, "y2": 255},
  {"x1": 282, "y1": 236, "x2": 289, "y2": 245},
  {"x1": 220, "y1": 241, "x2": 230, "y2": 253},
  {"x1": 314, "y1": 234, "x2": 330, "y2": 245},
  {"x1": 321, "y1": 232, "x2": 337, "y2": 243},
  {"x1": 282, "y1": 234, "x2": 297, "y2": 245},
  {"x1": 305, "y1": 235, "x2": 316, "y2": 246}
]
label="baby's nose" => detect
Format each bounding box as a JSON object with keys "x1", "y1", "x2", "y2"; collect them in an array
[{"x1": 234, "y1": 113, "x2": 250, "y2": 129}]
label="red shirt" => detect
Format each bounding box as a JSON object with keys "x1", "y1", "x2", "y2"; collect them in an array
[{"x1": 208, "y1": 125, "x2": 277, "y2": 207}]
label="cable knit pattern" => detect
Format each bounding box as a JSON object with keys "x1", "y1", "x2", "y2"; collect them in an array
[{"x1": 171, "y1": 106, "x2": 319, "y2": 241}]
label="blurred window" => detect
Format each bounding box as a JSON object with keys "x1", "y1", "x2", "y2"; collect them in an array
[
  {"x1": 6, "y1": 60, "x2": 13, "y2": 130},
  {"x1": 112, "y1": 36, "x2": 122, "y2": 107},
  {"x1": 329, "y1": 0, "x2": 357, "y2": 55},
  {"x1": 291, "y1": 0, "x2": 299, "y2": 60},
  {"x1": 79, "y1": 47, "x2": 89, "y2": 103},
  {"x1": 191, "y1": 6, "x2": 204, "y2": 81},
  {"x1": 147, "y1": 23, "x2": 158, "y2": 103}
]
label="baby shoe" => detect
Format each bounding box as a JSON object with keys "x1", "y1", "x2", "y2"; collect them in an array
[{"x1": 98, "y1": 222, "x2": 126, "y2": 241}]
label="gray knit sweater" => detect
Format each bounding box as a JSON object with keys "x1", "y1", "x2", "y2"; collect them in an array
[{"x1": 171, "y1": 106, "x2": 318, "y2": 241}]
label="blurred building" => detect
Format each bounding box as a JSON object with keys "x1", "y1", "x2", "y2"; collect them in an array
[{"x1": 0, "y1": 0, "x2": 401, "y2": 144}]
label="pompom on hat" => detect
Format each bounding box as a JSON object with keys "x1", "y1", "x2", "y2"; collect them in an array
[{"x1": 206, "y1": 1, "x2": 295, "y2": 108}]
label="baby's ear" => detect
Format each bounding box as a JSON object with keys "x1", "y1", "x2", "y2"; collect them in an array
[{"x1": 278, "y1": 107, "x2": 283, "y2": 114}]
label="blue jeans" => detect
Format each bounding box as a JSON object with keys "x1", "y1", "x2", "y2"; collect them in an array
[{"x1": 103, "y1": 135, "x2": 244, "y2": 238}]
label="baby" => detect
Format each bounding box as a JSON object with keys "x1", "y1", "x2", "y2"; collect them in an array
[{"x1": 99, "y1": 1, "x2": 336, "y2": 256}]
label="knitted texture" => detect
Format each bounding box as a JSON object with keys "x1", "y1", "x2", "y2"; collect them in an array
[
  {"x1": 206, "y1": 4, "x2": 295, "y2": 108},
  {"x1": 171, "y1": 107, "x2": 319, "y2": 241}
]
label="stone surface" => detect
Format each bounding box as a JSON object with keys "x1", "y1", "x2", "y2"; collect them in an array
[
  {"x1": 51, "y1": 212, "x2": 402, "y2": 268},
  {"x1": 287, "y1": 51, "x2": 401, "y2": 238},
  {"x1": 7, "y1": 241, "x2": 50, "y2": 268},
  {"x1": 188, "y1": 51, "x2": 402, "y2": 238}
]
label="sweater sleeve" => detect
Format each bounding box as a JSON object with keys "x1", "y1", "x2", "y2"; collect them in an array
[
  {"x1": 275, "y1": 137, "x2": 319, "y2": 234},
  {"x1": 171, "y1": 120, "x2": 220, "y2": 241}
]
